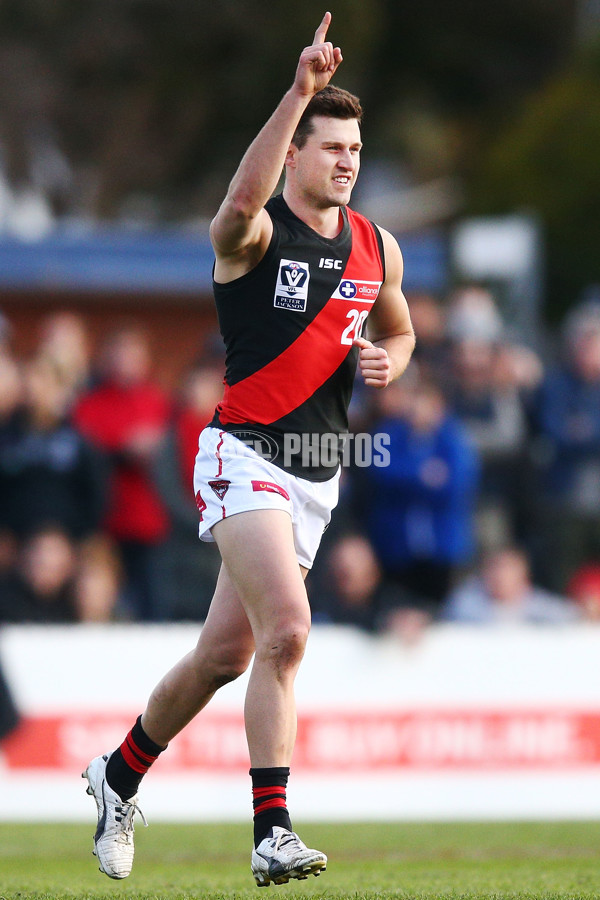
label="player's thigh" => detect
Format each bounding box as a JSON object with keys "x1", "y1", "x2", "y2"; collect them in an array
[{"x1": 211, "y1": 508, "x2": 311, "y2": 638}]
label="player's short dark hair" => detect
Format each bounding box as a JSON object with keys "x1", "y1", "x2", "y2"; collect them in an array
[{"x1": 291, "y1": 85, "x2": 363, "y2": 150}]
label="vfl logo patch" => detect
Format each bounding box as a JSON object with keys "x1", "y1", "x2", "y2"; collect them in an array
[
  {"x1": 333, "y1": 279, "x2": 381, "y2": 304},
  {"x1": 208, "y1": 479, "x2": 231, "y2": 501},
  {"x1": 251, "y1": 480, "x2": 291, "y2": 501},
  {"x1": 274, "y1": 259, "x2": 310, "y2": 311}
]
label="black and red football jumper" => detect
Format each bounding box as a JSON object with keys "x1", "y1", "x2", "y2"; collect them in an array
[{"x1": 210, "y1": 194, "x2": 385, "y2": 481}]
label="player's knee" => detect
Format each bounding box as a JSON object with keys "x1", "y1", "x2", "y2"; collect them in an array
[
  {"x1": 194, "y1": 638, "x2": 253, "y2": 689},
  {"x1": 257, "y1": 620, "x2": 310, "y2": 672},
  {"x1": 206, "y1": 643, "x2": 253, "y2": 687},
  {"x1": 213, "y1": 652, "x2": 251, "y2": 687}
]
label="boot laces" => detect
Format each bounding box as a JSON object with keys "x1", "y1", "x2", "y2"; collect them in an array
[
  {"x1": 113, "y1": 799, "x2": 147, "y2": 843},
  {"x1": 273, "y1": 830, "x2": 302, "y2": 853}
]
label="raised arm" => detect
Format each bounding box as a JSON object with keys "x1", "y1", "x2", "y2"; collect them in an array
[
  {"x1": 210, "y1": 12, "x2": 342, "y2": 281},
  {"x1": 354, "y1": 229, "x2": 415, "y2": 388}
]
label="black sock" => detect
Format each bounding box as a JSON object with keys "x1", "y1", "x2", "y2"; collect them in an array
[
  {"x1": 105, "y1": 715, "x2": 166, "y2": 801},
  {"x1": 251, "y1": 766, "x2": 293, "y2": 847}
]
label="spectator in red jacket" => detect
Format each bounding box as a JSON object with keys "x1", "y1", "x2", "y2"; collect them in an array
[
  {"x1": 74, "y1": 325, "x2": 171, "y2": 619},
  {"x1": 152, "y1": 361, "x2": 223, "y2": 620}
]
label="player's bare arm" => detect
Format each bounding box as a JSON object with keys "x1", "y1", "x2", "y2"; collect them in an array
[
  {"x1": 210, "y1": 12, "x2": 342, "y2": 282},
  {"x1": 354, "y1": 229, "x2": 415, "y2": 388}
]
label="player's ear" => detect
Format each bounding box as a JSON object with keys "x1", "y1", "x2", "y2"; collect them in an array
[{"x1": 284, "y1": 143, "x2": 298, "y2": 169}]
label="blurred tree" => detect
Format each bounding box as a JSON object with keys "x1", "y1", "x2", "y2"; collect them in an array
[
  {"x1": 0, "y1": 0, "x2": 383, "y2": 219},
  {"x1": 364, "y1": 0, "x2": 578, "y2": 180},
  {"x1": 468, "y1": 37, "x2": 600, "y2": 321},
  {"x1": 0, "y1": 0, "x2": 583, "y2": 242}
]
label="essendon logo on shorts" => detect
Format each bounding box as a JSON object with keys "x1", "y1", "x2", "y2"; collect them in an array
[
  {"x1": 208, "y1": 479, "x2": 231, "y2": 501},
  {"x1": 251, "y1": 480, "x2": 290, "y2": 501}
]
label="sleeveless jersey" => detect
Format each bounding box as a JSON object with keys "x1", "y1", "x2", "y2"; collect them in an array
[{"x1": 210, "y1": 194, "x2": 385, "y2": 481}]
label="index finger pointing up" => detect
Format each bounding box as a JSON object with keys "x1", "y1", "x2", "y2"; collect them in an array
[{"x1": 313, "y1": 11, "x2": 332, "y2": 45}]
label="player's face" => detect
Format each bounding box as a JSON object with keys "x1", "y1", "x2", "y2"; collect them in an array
[{"x1": 293, "y1": 116, "x2": 362, "y2": 208}]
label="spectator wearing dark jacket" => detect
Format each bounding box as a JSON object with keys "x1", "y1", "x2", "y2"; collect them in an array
[
  {"x1": 534, "y1": 302, "x2": 600, "y2": 590},
  {"x1": 0, "y1": 356, "x2": 105, "y2": 541},
  {"x1": 0, "y1": 525, "x2": 78, "y2": 624}
]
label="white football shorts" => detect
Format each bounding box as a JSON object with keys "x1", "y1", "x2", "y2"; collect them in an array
[{"x1": 193, "y1": 426, "x2": 340, "y2": 570}]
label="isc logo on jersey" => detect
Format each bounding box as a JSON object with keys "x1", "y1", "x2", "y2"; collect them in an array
[
  {"x1": 274, "y1": 259, "x2": 310, "y2": 311},
  {"x1": 333, "y1": 279, "x2": 381, "y2": 304},
  {"x1": 318, "y1": 257, "x2": 342, "y2": 269}
]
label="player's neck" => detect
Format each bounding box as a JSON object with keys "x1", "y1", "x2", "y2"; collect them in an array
[{"x1": 282, "y1": 188, "x2": 343, "y2": 239}]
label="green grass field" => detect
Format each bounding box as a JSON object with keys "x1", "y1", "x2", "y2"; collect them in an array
[{"x1": 0, "y1": 821, "x2": 599, "y2": 900}]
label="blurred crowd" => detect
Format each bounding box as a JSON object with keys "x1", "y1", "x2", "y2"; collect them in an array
[{"x1": 1, "y1": 286, "x2": 600, "y2": 640}]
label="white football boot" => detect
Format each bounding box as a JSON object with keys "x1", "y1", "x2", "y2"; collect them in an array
[
  {"x1": 82, "y1": 753, "x2": 147, "y2": 879},
  {"x1": 251, "y1": 826, "x2": 327, "y2": 886}
]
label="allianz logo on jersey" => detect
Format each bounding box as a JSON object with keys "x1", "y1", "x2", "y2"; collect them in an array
[
  {"x1": 274, "y1": 258, "x2": 310, "y2": 311},
  {"x1": 274, "y1": 258, "x2": 382, "y2": 311},
  {"x1": 332, "y1": 278, "x2": 381, "y2": 304}
]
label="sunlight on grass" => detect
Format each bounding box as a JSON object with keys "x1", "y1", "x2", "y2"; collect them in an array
[{"x1": 0, "y1": 821, "x2": 599, "y2": 900}]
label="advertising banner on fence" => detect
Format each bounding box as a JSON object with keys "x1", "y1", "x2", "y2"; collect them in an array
[{"x1": 1, "y1": 623, "x2": 600, "y2": 820}]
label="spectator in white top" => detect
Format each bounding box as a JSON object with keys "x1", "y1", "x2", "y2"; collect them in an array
[{"x1": 442, "y1": 545, "x2": 577, "y2": 625}]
